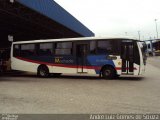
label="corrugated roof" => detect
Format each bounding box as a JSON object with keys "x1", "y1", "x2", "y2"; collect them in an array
[{"x1": 16, "y1": 0, "x2": 94, "y2": 37}]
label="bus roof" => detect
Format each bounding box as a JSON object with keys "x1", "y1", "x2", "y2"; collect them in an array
[{"x1": 13, "y1": 36, "x2": 139, "y2": 44}]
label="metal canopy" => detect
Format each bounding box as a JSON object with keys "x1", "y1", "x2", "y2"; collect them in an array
[{"x1": 0, "y1": 0, "x2": 94, "y2": 48}]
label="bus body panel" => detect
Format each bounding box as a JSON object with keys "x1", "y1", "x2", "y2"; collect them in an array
[
  {"x1": 11, "y1": 57, "x2": 39, "y2": 73},
  {"x1": 11, "y1": 56, "x2": 141, "y2": 75},
  {"x1": 87, "y1": 55, "x2": 115, "y2": 74}
]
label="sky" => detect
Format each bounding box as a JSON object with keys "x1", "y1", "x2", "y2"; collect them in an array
[{"x1": 54, "y1": 0, "x2": 160, "y2": 40}]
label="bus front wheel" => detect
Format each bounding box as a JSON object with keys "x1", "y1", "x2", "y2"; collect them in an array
[
  {"x1": 101, "y1": 66, "x2": 116, "y2": 79},
  {"x1": 37, "y1": 65, "x2": 49, "y2": 77}
]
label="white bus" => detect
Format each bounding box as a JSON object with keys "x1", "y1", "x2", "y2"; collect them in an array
[{"x1": 11, "y1": 37, "x2": 146, "y2": 79}]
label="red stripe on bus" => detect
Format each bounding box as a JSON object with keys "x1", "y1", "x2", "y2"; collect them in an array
[
  {"x1": 116, "y1": 67, "x2": 137, "y2": 70},
  {"x1": 15, "y1": 57, "x2": 101, "y2": 70}
]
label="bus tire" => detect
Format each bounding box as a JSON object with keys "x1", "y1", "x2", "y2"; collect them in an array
[
  {"x1": 101, "y1": 66, "x2": 116, "y2": 79},
  {"x1": 37, "y1": 65, "x2": 50, "y2": 77}
]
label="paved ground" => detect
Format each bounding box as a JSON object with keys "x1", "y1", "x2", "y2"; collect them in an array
[
  {"x1": 0, "y1": 57, "x2": 160, "y2": 114},
  {"x1": 147, "y1": 56, "x2": 160, "y2": 68}
]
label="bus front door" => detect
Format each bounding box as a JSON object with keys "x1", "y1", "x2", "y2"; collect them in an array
[
  {"x1": 121, "y1": 41, "x2": 134, "y2": 74},
  {"x1": 76, "y1": 44, "x2": 88, "y2": 73}
]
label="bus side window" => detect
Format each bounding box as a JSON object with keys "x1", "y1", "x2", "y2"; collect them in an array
[
  {"x1": 38, "y1": 43, "x2": 53, "y2": 56},
  {"x1": 55, "y1": 42, "x2": 72, "y2": 55},
  {"x1": 21, "y1": 44, "x2": 35, "y2": 57},
  {"x1": 112, "y1": 40, "x2": 121, "y2": 55},
  {"x1": 90, "y1": 41, "x2": 96, "y2": 54},
  {"x1": 13, "y1": 44, "x2": 20, "y2": 57},
  {"x1": 97, "y1": 40, "x2": 113, "y2": 54}
]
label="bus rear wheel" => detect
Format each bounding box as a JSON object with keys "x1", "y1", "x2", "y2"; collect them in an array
[
  {"x1": 102, "y1": 66, "x2": 116, "y2": 79},
  {"x1": 37, "y1": 65, "x2": 49, "y2": 77}
]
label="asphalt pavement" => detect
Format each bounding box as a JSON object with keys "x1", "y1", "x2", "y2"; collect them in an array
[{"x1": 0, "y1": 57, "x2": 160, "y2": 114}]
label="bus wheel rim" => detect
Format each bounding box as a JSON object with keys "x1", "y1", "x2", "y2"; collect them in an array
[
  {"x1": 40, "y1": 70, "x2": 46, "y2": 76},
  {"x1": 104, "y1": 69, "x2": 111, "y2": 76}
]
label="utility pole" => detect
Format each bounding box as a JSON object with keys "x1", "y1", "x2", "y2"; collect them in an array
[
  {"x1": 155, "y1": 19, "x2": 158, "y2": 39},
  {"x1": 138, "y1": 31, "x2": 140, "y2": 40}
]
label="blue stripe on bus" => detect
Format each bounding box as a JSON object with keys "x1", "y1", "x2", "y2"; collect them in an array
[{"x1": 87, "y1": 55, "x2": 115, "y2": 74}]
